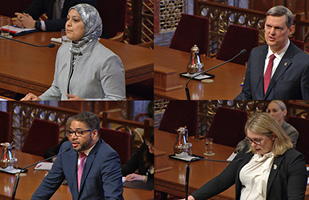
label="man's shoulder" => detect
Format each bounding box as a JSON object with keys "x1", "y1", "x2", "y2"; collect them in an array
[
  {"x1": 251, "y1": 44, "x2": 267, "y2": 53},
  {"x1": 95, "y1": 139, "x2": 119, "y2": 156}
]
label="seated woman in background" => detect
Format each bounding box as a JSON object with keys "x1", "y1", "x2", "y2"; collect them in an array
[
  {"x1": 21, "y1": 3, "x2": 125, "y2": 101},
  {"x1": 266, "y1": 100, "x2": 299, "y2": 146},
  {"x1": 236, "y1": 100, "x2": 299, "y2": 151},
  {"x1": 183, "y1": 113, "x2": 307, "y2": 200},
  {"x1": 122, "y1": 131, "x2": 154, "y2": 183}
]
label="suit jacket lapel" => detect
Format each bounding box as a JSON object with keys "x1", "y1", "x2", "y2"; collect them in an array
[
  {"x1": 255, "y1": 47, "x2": 268, "y2": 99},
  {"x1": 264, "y1": 44, "x2": 294, "y2": 98},
  {"x1": 266, "y1": 155, "x2": 284, "y2": 197},
  {"x1": 235, "y1": 148, "x2": 254, "y2": 199},
  {"x1": 67, "y1": 150, "x2": 78, "y2": 192}
]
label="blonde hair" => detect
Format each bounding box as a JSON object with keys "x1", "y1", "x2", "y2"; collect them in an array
[
  {"x1": 245, "y1": 113, "x2": 292, "y2": 156},
  {"x1": 268, "y1": 100, "x2": 287, "y2": 111}
]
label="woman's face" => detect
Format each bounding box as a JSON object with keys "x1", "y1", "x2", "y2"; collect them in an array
[
  {"x1": 246, "y1": 129, "x2": 275, "y2": 156},
  {"x1": 146, "y1": 141, "x2": 154, "y2": 154},
  {"x1": 65, "y1": 9, "x2": 85, "y2": 41},
  {"x1": 267, "y1": 102, "x2": 286, "y2": 125}
]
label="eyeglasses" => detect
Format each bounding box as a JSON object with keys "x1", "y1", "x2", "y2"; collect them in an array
[
  {"x1": 245, "y1": 136, "x2": 264, "y2": 145},
  {"x1": 66, "y1": 129, "x2": 94, "y2": 137}
]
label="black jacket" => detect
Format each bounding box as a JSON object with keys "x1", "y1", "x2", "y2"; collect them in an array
[
  {"x1": 23, "y1": 0, "x2": 96, "y2": 31},
  {"x1": 121, "y1": 142, "x2": 154, "y2": 182},
  {"x1": 235, "y1": 43, "x2": 309, "y2": 100},
  {"x1": 191, "y1": 146, "x2": 307, "y2": 200}
]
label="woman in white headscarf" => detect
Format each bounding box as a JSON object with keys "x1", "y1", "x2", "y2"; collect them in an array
[{"x1": 22, "y1": 3, "x2": 126, "y2": 100}]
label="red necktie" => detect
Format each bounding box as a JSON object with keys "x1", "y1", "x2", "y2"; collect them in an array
[
  {"x1": 78, "y1": 152, "x2": 87, "y2": 191},
  {"x1": 264, "y1": 54, "x2": 275, "y2": 94}
]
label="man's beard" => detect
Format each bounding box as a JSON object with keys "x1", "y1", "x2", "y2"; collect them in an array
[{"x1": 72, "y1": 136, "x2": 93, "y2": 152}]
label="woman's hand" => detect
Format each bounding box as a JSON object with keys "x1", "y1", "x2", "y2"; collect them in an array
[
  {"x1": 179, "y1": 196, "x2": 195, "y2": 200},
  {"x1": 21, "y1": 93, "x2": 41, "y2": 101},
  {"x1": 124, "y1": 173, "x2": 145, "y2": 182},
  {"x1": 66, "y1": 94, "x2": 84, "y2": 100}
]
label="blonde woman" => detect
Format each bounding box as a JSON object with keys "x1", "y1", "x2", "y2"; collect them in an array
[{"x1": 183, "y1": 113, "x2": 307, "y2": 200}]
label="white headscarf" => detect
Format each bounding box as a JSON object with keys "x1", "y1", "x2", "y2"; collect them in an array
[{"x1": 68, "y1": 3, "x2": 102, "y2": 55}]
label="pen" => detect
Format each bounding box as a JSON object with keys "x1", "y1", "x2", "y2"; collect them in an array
[{"x1": 36, "y1": 164, "x2": 42, "y2": 168}]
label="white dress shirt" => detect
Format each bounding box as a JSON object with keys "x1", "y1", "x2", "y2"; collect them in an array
[{"x1": 239, "y1": 152, "x2": 274, "y2": 200}]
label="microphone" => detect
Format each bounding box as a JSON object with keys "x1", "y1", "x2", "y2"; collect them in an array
[
  {"x1": 11, "y1": 147, "x2": 70, "y2": 200},
  {"x1": 0, "y1": 35, "x2": 55, "y2": 48},
  {"x1": 185, "y1": 49, "x2": 247, "y2": 100},
  {"x1": 185, "y1": 157, "x2": 244, "y2": 200}
]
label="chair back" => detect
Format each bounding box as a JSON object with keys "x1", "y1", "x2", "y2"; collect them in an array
[
  {"x1": 0, "y1": 111, "x2": 11, "y2": 143},
  {"x1": 159, "y1": 100, "x2": 198, "y2": 138},
  {"x1": 287, "y1": 116, "x2": 309, "y2": 164},
  {"x1": 22, "y1": 119, "x2": 60, "y2": 157},
  {"x1": 290, "y1": 38, "x2": 305, "y2": 51},
  {"x1": 207, "y1": 107, "x2": 248, "y2": 147},
  {"x1": 0, "y1": 0, "x2": 33, "y2": 17},
  {"x1": 96, "y1": 0, "x2": 127, "y2": 39},
  {"x1": 170, "y1": 14, "x2": 210, "y2": 55},
  {"x1": 216, "y1": 24, "x2": 259, "y2": 65},
  {"x1": 100, "y1": 127, "x2": 130, "y2": 165}
]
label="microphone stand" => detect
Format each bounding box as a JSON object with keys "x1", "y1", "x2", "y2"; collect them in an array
[
  {"x1": 185, "y1": 49, "x2": 246, "y2": 100},
  {"x1": 185, "y1": 157, "x2": 231, "y2": 200},
  {"x1": 0, "y1": 35, "x2": 55, "y2": 48},
  {"x1": 11, "y1": 147, "x2": 70, "y2": 200}
]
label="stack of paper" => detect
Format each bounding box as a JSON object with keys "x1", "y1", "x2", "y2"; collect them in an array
[
  {"x1": 1, "y1": 25, "x2": 36, "y2": 36},
  {"x1": 34, "y1": 162, "x2": 53, "y2": 171}
]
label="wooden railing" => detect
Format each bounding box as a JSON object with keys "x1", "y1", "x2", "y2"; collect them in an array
[
  {"x1": 102, "y1": 111, "x2": 154, "y2": 139},
  {"x1": 6, "y1": 101, "x2": 79, "y2": 150},
  {"x1": 194, "y1": 0, "x2": 309, "y2": 55},
  {"x1": 130, "y1": 0, "x2": 154, "y2": 45},
  {"x1": 4, "y1": 101, "x2": 152, "y2": 150},
  {"x1": 154, "y1": 100, "x2": 309, "y2": 138},
  {"x1": 198, "y1": 100, "x2": 309, "y2": 137}
]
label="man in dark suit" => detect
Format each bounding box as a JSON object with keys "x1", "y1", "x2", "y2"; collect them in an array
[
  {"x1": 12, "y1": 0, "x2": 96, "y2": 31},
  {"x1": 235, "y1": 5, "x2": 309, "y2": 100},
  {"x1": 31, "y1": 112, "x2": 124, "y2": 200}
]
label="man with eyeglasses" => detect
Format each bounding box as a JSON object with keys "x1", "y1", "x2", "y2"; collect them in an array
[{"x1": 32, "y1": 112, "x2": 124, "y2": 200}]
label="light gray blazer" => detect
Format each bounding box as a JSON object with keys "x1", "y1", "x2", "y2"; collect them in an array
[{"x1": 39, "y1": 40, "x2": 126, "y2": 100}]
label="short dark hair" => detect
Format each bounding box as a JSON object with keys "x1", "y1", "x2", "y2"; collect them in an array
[
  {"x1": 71, "y1": 112, "x2": 100, "y2": 133},
  {"x1": 266, "y1": 5, "x2": 294, "y2": 28}
]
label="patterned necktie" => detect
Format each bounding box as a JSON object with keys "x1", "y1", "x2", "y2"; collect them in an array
[
  {"x1": 264, "y1": 54, "x2": 275, "y2": 94},
  {"x1": 53, "y1": 0, "x2": 63, "y2": 19},
  {"x1": 78, "y1": 152, "x2": 87, "y2": 191}
]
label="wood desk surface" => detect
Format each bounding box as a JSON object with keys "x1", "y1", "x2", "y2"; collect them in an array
[
  {"x1": 0, "y1": 31, "x2": 153, "y2": 95},
  {"x1": 155, "y1": 129, "x2": 309, "y2": 199},
  {"x1": 0, "y1": 149, "x2": 154, "y2": 200},
  {"x1": 154, "y1": 46, "x2": 246, "y2": 100},
  {"x1": 154, "y1": 129, "x2": 236, "y2": 199}
]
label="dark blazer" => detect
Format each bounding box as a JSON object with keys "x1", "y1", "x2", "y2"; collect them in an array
[
  {"x1": 121, "y1": 143, "x2": 154, "y2": 182},
  {"x1": 235, "y1": 42, "x2": 309, "y2": 100},
  {"x1": 23, "y1": 0, "x2": 96, "y2": 31},
  {"x1": 31, "y1": 139, "x2": 124, "y2": 200},
  {"x1": 191, "y1": 146, "x2": 307, "y2": 200},
  {"x1": 282, "y1": 121, "x2": 299, "y2": 147}
]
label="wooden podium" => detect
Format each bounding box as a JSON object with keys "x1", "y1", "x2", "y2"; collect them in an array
[
  {"x1": 154, "y1": 66, "x2": 182, "y2": 91},
  {"x1": 154, "y1": 149, "x2": 172, "y2": 173}
]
